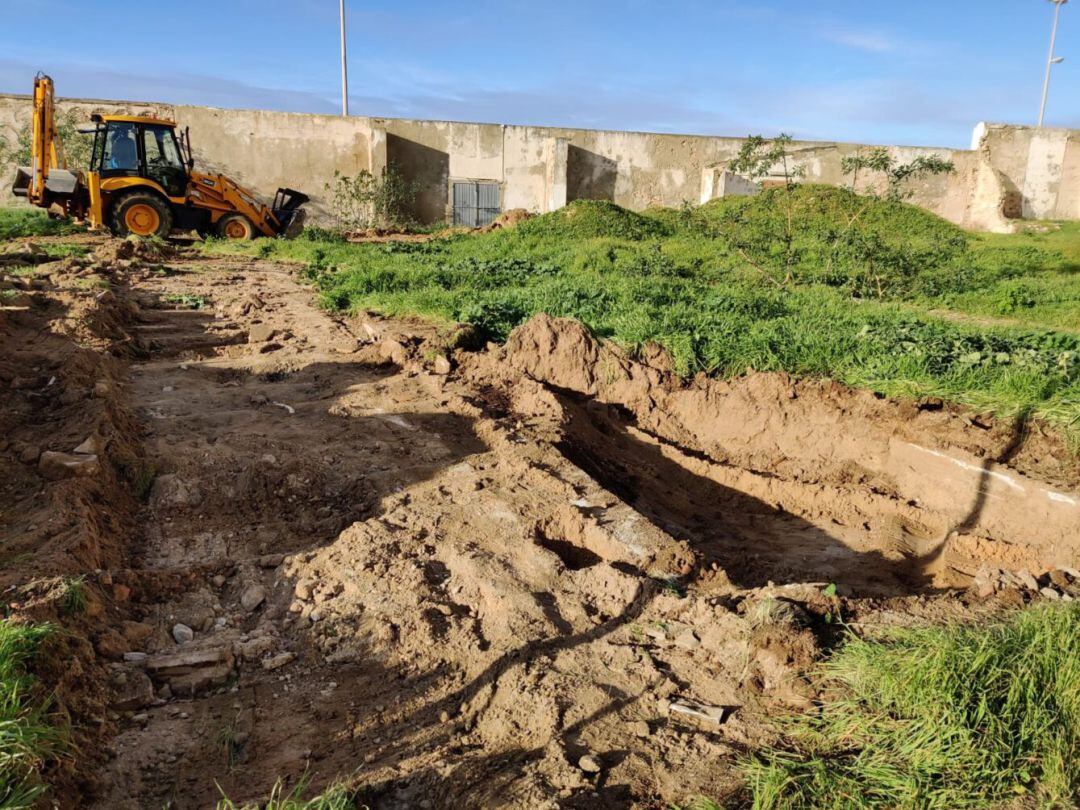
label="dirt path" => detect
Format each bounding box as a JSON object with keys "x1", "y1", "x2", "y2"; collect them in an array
[
  {"x1": 90, "y1": 257, "x2": 711, "y2": 808},
  {"x1": 3, "y1": 236, "x2": 1078, "y2": 809}
]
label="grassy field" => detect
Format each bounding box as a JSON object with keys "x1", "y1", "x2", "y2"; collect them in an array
[
  {"x1": 206, "y1": 187, "x2": 1080, "y2": 444},
  {"x1": 746, "y1": 604, "x2": 1080, "y2": 809}
]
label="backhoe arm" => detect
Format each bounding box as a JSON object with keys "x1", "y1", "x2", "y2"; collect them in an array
[{"x1": 27, "y1": 73, "x2": 62, "y2": 205}]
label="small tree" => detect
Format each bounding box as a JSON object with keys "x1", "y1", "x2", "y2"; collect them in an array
[
  {"x1": 727, "y1": 134, "x2": 807, "y2": 284},
  {"x1": 324, "y1": 163, "x2": 419, "y2": 231},
  {"x1": 0, "y1": 109, "x2": 92, "y2": 170},
  {"x1": 729, "y1": 133, "x2": 806, "y2": 189},
  {"x1": 842, "y1": 148, "x2": 955, "y2": 201}
]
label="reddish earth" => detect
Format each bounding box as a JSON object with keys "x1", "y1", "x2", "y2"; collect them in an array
[{"x1": 1, "y1": 234, "x2": 1077, "y2": 809}]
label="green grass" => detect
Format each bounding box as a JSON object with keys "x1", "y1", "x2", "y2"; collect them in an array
[
  {"x1": 0, "y1": 620, "x2": 63, "y2": 809},
  {"x1": 204, "y1": 187, "x2": 1080, "y2": 443},
  {"x1": 745, "y1": 604, "x2": 1080, "y2": 809},
  {"x1": 60, "y1": 577, "x2": 86, "y2": 616},
  {"x1": 215, "y1": 776, "x2": 362, "y2": 810},
  {"x1": 0, "y1": 207, "x2": 82, "y2": 240},
  {"x1": 161, "y1": 293, "x2": 208, "y2": 310}
]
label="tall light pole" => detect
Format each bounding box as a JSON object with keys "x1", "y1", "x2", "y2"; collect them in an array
[
  {"x1": 1038, "y1": 0, "x2": 1068, "y2": 127},
  {"x1": 339, "y1": 0, "x2": 349, "y2": 116}
]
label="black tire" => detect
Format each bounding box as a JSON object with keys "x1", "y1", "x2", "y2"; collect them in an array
[
  {"x1": 216, "y1": 213, "x2": 257, "y2": 240},
  {"x1": 109, "y1": 190, "x2": 173, "y2": 239}
]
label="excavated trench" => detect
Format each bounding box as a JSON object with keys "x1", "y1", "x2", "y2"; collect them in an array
[
  {"x1": 3, "y1": 239, "x2": 1079, "y2": 808},
  {"x1": 554, "y1": 392, "x2": 944, "y2": 596}
]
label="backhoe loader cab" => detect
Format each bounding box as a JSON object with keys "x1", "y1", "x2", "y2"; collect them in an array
[{"x1": 12, "y1": 74, "x2": 308, "y2": 240}]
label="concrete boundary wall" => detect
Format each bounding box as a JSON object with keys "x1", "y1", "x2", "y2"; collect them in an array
[{"x1": 1, "y1": 92, "x2": 1076, "y2": 232}]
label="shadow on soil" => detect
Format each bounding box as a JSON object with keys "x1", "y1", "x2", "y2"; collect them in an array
[{"x1": 552, "y1": 390, "x2": 940, "y2": 597}]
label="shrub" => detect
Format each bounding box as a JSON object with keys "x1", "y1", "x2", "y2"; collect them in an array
[{"x1": 324, "y1": 163, "x2": 419, "y2": 231}]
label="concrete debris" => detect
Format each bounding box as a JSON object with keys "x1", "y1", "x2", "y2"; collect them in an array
[
  {"x1": 38, "y1": 451, "x2": 99, "y2": 480},
  {"x1": 146, "y1": 646, "x2": 235, "y2": 694},
  {"x1": 668, "y1": 699, "x2": 730, "y2": 725},
  {"x1": 73, "y1": 435, "x2": 103, "y2": 455},
  {"x1": 110, "y1": 667, "x2": 156, "y2": 711},
  {"x1": 969, "y1": 567, "x2": 1079, "y2": 600}
]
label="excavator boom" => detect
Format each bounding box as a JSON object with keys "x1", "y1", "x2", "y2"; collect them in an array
[{"x1": 13, "y1": 73, "x2": 79, "y2": 205}]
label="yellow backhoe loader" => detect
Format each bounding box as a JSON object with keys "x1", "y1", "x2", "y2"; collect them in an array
[{"x1": 11, "y1": 74, "x2": 307, "y2": 239}]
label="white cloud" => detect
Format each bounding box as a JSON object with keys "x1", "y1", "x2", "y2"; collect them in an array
[{"x1": 824, "y1": 29, "x2": 898, "y2": 53}]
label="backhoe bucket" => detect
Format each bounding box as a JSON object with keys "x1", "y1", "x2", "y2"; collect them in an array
[
  {"x1": 272, "y1": 187, "x2": 309, "y2": 239},
  {"x1": 12, "y1": 166, "x2": 78, "y2": 199},
  {"x1": 279, "y1": 207, "x2": 307, "y2": 240},
  {"x1": 12, "y1": 166, "x2": 32, "y2": 197}
]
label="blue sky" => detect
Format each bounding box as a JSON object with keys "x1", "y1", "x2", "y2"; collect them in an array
[{"x1": 1, "y1": 0, "x2": 1076, "y2": 147}]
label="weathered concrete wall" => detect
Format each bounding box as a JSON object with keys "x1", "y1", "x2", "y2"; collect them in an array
[
  {"x1": 1, "y1": 91, "x2": 1077, "y2": 233},
  {"x1": 175, "y1": 105, "x2": 372, "y2": 221},
  {"x1": 975, "y1": 123, "x2": 1080, "y2": 221}
]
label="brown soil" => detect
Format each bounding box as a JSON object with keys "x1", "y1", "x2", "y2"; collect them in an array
[{"x1": 1, "y1": 234, "x2": 1078, "y2": 809}]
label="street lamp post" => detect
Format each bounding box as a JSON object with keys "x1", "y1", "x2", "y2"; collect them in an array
[
  {"x1": 1039, "y1": 0, "x2": 1068, "y2": 127},
  {"x1": 340, "y1": 0, "x2": 349, "y2": 116}
]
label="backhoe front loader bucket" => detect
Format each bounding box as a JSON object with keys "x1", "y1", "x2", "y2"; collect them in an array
[{"x1": 272, "y1": 187, "x2": 309, "y2": 239}]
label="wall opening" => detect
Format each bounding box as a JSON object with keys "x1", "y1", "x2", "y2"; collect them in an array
[{"x1": 452, "y1": 181, "x2": 501, "y2": 227}]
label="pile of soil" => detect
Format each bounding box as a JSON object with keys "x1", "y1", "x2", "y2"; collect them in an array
[{"x1": 481, "y1": 208, "x2": 535, "y2": 232}]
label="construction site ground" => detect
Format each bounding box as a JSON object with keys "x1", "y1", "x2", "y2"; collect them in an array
[{"x1": 2, "y1": 231, "x2": 1079, "y2": 809}]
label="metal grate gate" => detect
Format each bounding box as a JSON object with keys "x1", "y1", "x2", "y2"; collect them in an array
[{"x1": 452, "y1": 181, "x2": 501, "y2": 227}]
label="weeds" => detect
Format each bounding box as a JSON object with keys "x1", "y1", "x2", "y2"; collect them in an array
[
  {"x1": 162, "y1": 293, "x2": 207, "y2": 310},
  {"x1": 0, "y1": 620, "x2": 64, "y2": 808},
  {"x1": 61, "y1": 577, "x2": 87, "y2": 615},
  {"x1": 217, "y1": 721, "x2": 243, "y2": 771},
  {"x1": 117, "y1": 459, "x2": 156, "y2": 500},
  {"x1": 745, "y1": 604, "x2": 1080, "y2": 808},
  {"x1": 215, "y1": 775, "x2": 363, "y2": 810},
  {"x1": 841, "y1": 147, "x2": 955, "y2": 201}
]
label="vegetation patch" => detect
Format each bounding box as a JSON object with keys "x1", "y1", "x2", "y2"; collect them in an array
[
  {"x1": 215, "y1": 776, "x2": 363, "y2": 810},
  {"x1": 0, "y1": 620, "x2": 64, "y2": 809},
  {"x1": 0, "y1": 207, "x2": 82, "y2": 240},
  {"x1": 745, "y1": 604, "x2": 1080, "y2": 809}
]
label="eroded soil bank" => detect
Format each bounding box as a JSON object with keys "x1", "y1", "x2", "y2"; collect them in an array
[{"x1": 1, "y1": 236, "x2": 1077, "y2": 808}]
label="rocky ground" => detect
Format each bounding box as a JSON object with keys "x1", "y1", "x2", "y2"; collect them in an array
[{"x1": 1, "y1": 233, "x2": 1078, "y2": 809}]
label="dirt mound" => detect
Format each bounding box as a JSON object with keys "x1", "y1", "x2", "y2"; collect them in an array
[
  {"x1": 491, "y1": 313, "x2": 1080, "y2": 580},
  {"x1": 516, "y1": 200, "x2": 669, "y2": 241},
  {"x1": 482, "y1": 208, "x2": 534, "y2": 232},
  {"x1": 94, "y1": 236, "x2": 177, "y2": 265},
  {"x1": 0, "y1": 269, "x2": 145, "y2": 798},
  {"x1": 698, "y1": 183, "x2": 968, "y2": 247}
]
